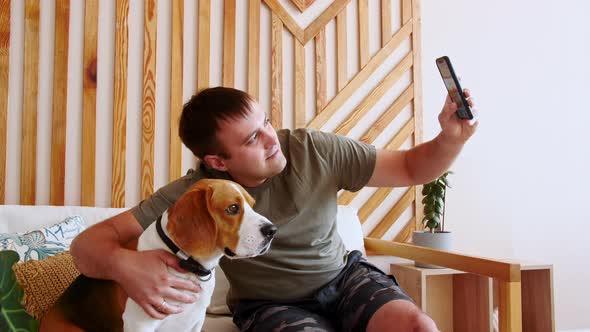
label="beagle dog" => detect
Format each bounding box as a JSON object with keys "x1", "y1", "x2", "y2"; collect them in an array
[{"x1": 41, "y1": 179, "x2": 276, "y2": 332}]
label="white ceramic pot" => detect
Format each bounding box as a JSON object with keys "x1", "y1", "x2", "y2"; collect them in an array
[{"x1": 412, "y1": 230, "x2": 453, "y2": 268}]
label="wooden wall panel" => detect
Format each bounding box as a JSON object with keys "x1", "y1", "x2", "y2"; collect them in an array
[
  {"x1": 315, "y1": 28, "x2": 326, "y2": 112},
  {"x1": 111, "y1": 0, "x2": 129, "y2": 208},
  {"x1": 82, "y1": 0, "x2": 99, "y2": 206},
  {"x1": 1, "y1": 0, "x2": 424, "y2": 241},
  {"x1": 358, "y1": 0, "x2": 369, "y2": 68},
  {"x1": 50, "y1": 0, "x2": 70, "y2": 206},
  {"x1": 334, "y1": 52, "x2": 413, "y2": 136},
  {"x1": 0, "y1": 0, "x2": 9, "y2": 205},
  {"x1": 247, "y1": 0, "x2": 260, "y2": 99},
  {"x1": 336, "y1": 10, "x2": 347, "y2": 91},
  {"x1": 20, "y1": 0, "x2": 40, "y2": 205},
  {"x1": 410, "y1": 0, "x2": 424, "y2": 231},
  {"x1": 197, "y1": 0, "x2": 210, "y2": 91},
  {"x1": 223, "y1": 0, "x2": 236, "y2": 87},
  {"x1": 141, "y1": 0, "x2": 157, "y2": 200},
  {"x1": 294, "y1": 40, "x2": 305, "y2": 128},
  {"x1": 169, "y1": 0, "x2": 183, "y2": 181},
  {"x1": 270, "y1": 13, "x2": 282, "y2": 129},
  {"x1": 307, "y1": 22, "x2": 412, "y2": 130},
  {"x1": 381, "y1": 0, "x2": 392, "y2": 46}
]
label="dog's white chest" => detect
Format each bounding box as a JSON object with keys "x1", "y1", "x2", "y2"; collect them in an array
[{"x1": 122, "y1": 223, "x2": 217, "y2": 332}]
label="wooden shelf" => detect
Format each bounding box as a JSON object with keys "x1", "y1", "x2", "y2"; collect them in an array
[{"x1": 391, "y1": 262, "x2": 554, "y2": 332}]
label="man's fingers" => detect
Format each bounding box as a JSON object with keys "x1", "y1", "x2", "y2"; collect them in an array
[
  {"x1": 169, "y1": 276, "x2": 202, "y2": 294},
  {"x1": 158, "y1": 250, "x2": 185, "y2": 273},
  {"x1": 162, "y1": 286, "x2": 200, "y2": 304},
  {"x1": 142, "y1": 302, "x2": 167, "y2": 320},
  {"x1": 155, "y1": 299, "x2": 182, "y2": 315}
]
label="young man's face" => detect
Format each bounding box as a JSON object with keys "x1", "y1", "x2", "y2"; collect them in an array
[{"x1": 205, "y1": 101, "x2": 287, "y2": 188}]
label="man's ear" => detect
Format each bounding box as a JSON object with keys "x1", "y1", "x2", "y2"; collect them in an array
[
  {"x1": 167, "y1": 186, "x2": 218, "y2": 258},
  {"x1": 203, "y1": 154, "x2": 228, "y2": 172}
]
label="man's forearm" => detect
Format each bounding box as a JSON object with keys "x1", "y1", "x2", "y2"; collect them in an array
[
  {"x1": 405, "y1": 133, "x2": 464, "y2": 184},
  {"x1": 71, "y1": 211, "x2": 143, "y2": 280},
  {"x1": 70, "y1": 223, "x2": 128, "y2": 280}
]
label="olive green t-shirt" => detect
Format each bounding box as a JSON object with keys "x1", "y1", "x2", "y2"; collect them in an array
[{"x1": 130, "y1": 128, "x2": 376, "y2": 303}]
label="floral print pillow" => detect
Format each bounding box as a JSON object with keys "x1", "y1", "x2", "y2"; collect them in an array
[{"x1": 0, "y1": 216, "x2": 86, "y2": 262}]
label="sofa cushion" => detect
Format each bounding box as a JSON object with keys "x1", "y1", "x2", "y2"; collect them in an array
[
  {"x1": 0, "y1": 205, "x2": 125, "y2": 234},
  {"x1": 1, "y1": 215, "x2": 86, "y2": 262}
]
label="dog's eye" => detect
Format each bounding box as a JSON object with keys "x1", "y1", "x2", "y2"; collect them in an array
[{"x1": 226, "y1": 204, "x2": 240, "y2": 215}]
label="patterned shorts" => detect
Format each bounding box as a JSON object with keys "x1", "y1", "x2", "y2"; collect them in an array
[{"x1": 231, "y1": 250, "x2": 413, "y2": 332}]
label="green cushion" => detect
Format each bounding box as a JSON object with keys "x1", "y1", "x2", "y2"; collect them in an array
[{"x1": 0, "y1": 250, "x2": 39, "y2": 332}]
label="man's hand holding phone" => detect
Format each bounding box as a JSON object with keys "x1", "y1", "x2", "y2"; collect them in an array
[
  {"x1": 435, "y1": 56, "x2": 479, "y2": 146},
  {"x1": 438, "y1": 87, "x2": 478, "y2": 146}
]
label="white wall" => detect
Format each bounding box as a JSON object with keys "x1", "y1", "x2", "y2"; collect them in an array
[{"x1": 421, "y1": 0, "x2": 590, "y2": 329}]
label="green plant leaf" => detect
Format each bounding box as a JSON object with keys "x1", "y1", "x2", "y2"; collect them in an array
[
  {"x1": 421, "y1": 184, "x2": 431, "y2": 195},
  {"x1": 0, "y1": 250, "x2": 39, "y2": 332}
]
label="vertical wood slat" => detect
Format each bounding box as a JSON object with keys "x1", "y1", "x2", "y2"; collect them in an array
[
  {"x1": 270, "y1": 13, "x2": 282, "y2": 129},
  {"x1": 21, "y1": 0, "x2": 40, "y2": 205},
  {"x1": 141, "y1": 0, "x2": 157, "y2": 200},
  {"x1": 315, "y1": 28, "x2": 326, "y2": 112},
  {"x1": 402, "y1": 0, "x2": 412, "y2": 24},
  {"x1": 169, "y1": 0, "x2": 183, "y2": 182},
  {"x1": 357, "y1": 0, "x2": 369, "y2": 68},
  {"x1": 82, "y1": 0, "x2": 99, "y2": 206},
  {"x1": 50, "y1": 0, "x2": 70, "y2": 205},
  {"x1": 381, "y1": 0, "x2": 391, "y2": 45},
  {"x1": 247, "y1": 0, "x2": 260, "y2": 99},
  {"x1": 111, "y1": 0, "x2": 129, "y2": 208},
  {"x1": 335, "y1": 10, "x2": 347, "y2": 91},
  {"x1": 197, "y1": 0, "x2": 210, "y2": 91},
  {"x1": 411, "y1": 0, "x2": 424, "y2": 231},
  {"x1": 294, "y1": 40, "x2": 305, "y2": 128},
  {"x1": 0, "y1": 0, "x2": 10, "y2": 204},
  {"x1": 222, "y1": 0, "x2": 235, "y2": 87}
]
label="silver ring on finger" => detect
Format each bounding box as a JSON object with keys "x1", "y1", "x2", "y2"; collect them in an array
[{"x1": 157, "y1": 298, "x2": 166, "y2": 311}]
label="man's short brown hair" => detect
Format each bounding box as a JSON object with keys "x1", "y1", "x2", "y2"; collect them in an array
[{"x1": 179, "y1": 87, "x2": 255, "y2": 159}]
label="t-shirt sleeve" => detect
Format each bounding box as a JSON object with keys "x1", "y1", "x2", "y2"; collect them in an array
[
  {"x1": 130, "y1": 170, "x2": 198, "y2": 229},
  {"x1": 309, "y1": 130, "x2": 376, "y2": 192}
]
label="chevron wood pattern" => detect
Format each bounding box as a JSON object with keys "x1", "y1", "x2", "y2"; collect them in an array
[{"x1": 0, "y1": 0, "x2": 423, "y2": 242}]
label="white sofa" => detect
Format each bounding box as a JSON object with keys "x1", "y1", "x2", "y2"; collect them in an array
[{"x1": 0, "y1": 204, "x2": 395, "y2": 331}]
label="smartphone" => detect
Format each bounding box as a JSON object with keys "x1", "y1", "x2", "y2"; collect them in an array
[{"x1": 435, "y1": 56, "x2": 474, "y2": 120}]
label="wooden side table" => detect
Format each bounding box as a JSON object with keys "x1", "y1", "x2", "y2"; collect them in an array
[{"x1": 390, "y1": 262, "x2": 554, "y2": 332}]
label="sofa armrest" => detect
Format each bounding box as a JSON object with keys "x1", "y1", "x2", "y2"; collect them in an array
[
  {"x1": 364, "y1": 237, "x2": 520, "y2": 281},
  {"x1": 364, "y1": 237, "x2": 523, "y2": 331}
]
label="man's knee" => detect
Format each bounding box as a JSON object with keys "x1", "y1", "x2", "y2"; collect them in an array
[{"x1": 367, "y1": 300, "x2": 438, "y2": 332}]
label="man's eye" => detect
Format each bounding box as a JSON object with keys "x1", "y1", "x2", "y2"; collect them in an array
[
  {"x1": 226, "y1": 204, "x2": 240, "y2": 215},
  {"x1": 265, "y1": 118, "x2": 270, "y2": 126},
  {"x1": 248, "y1": 134, "x2": 257, "y2": 144}
]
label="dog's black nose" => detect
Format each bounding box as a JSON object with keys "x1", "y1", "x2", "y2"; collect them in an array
[{"x1": 261, "y1": 224, "x2": 277, "y2": 237}]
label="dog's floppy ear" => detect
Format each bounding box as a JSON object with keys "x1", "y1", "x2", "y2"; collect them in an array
[{"x1": 167, "y1": 186, "x2": 218, "y2": 258}]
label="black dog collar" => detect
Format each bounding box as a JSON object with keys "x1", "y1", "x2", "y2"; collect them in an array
[{"x1": 156, "y1": 216, "x2": 212, "y2": 281}]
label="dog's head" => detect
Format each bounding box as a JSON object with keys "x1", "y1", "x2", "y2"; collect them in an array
[{"x1": 166, "y1": 179, "x2": 276, "y2": 260}]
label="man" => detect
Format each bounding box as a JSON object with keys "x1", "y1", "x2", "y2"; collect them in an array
[{"x1": 71, "y1": 87, "x2": 478, "y2": 331}]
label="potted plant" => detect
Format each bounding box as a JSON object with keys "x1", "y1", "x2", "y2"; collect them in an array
[{"x1": 412, "y1": 171, "x2": 454, "y2": 268}]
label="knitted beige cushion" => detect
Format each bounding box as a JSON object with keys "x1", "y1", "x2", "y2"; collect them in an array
[{"x1": 12, "y1": 251, "x2": 80, "y2": 320}]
